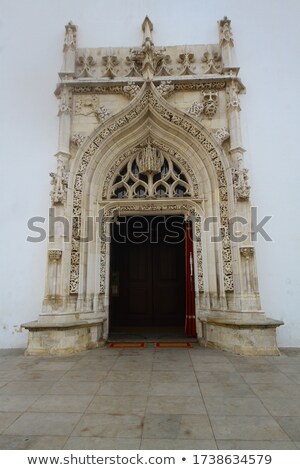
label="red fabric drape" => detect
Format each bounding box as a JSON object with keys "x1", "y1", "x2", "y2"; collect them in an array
[{"x1": 185, "y1": 221, "x2": 196, "y2": 336}]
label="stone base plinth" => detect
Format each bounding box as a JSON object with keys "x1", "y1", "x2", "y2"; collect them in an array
[
  {"x1": 21, "y1": 319, "x2": 105, "y2": 356},
  {"x1": 199, "y1": 317, "x2": 283, "y2": 356}
]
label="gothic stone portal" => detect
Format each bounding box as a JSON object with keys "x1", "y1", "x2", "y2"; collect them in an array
[{"x1": 22, "y1": 17, "x2": 283, "y2": 356}]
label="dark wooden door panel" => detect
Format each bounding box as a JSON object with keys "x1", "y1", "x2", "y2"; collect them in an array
[{"x1": 110, "y1": 216, "x2": 185, "y2": 328}]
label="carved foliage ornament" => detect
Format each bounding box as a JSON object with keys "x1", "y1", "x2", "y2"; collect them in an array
[
  {"x1": 69, "y1": 88, "x2": 233, "y2": 293},
  {"x1": 77, "y1": 55, "x2": 96, "y2": 78},
  {"x1": 156, "y1": 81, "x2": 175, "y2": 98},
  {"x1": 232, "y1": 168, "x2": 250, "y2": 200},
  {"x1": 50, "y1": 158, "x2": 68, "y2": 205},
  {"x1": 75, "y1": 95, "x2": 110, "y2": 122},
  {"x1": 240, "y1": 246, "x2": 254, "y2": 259},
  {"x1": 177, "y1": 49, "x2": 196, "y2": 75},
  {"x1": 71, "y1": 134, "x2": 86, "y2": 147},
  {"x1": 201, "y1": 51, "x2": 223, "y2": 74},
  {"x1": 214, "y1": 128, "x2": 230, "y2": 145},
  {"x1": 102, "y1": 54, "x2": 120, "y2": 79},
  {"x1": 48, "y1": 250, "x2": 62, "y2": 261}
]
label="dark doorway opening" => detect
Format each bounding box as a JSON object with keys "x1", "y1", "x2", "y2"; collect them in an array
[{"x1": 109, "y1": 215, "x2": 186, "y2": 339}]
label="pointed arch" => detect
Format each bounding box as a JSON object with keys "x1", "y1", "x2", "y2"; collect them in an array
[{"x1": 67, "y1": 82, "x2": 234, "y2": 305}]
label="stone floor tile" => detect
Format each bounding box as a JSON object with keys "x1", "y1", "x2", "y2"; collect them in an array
[
  {"x1": 0, "y1": 359, "x2": 27, "y2": 370},
  {"x1": 178, "y1": 415, "x2": 214, "y2": 440},
  {"x1": 294, "y1": 442, "x2": 300, "y2": 449},
  {"x1": 0, "y1": 381, "x2": 54, "y2": 396},
  {"x1": 4, "y1": 412, "x2": 82, "y2": 436},
  {"x1": 203, "y1": 396, "x2": 269, "y2": 416},
  {"x1": 0, "y1": 382, "x2": 7, "y2": 390},
  {"x1": 0, "y1": 435, "x2": 35, "y2": 450},
  {"x1": 189, "y1": 349, "x2": 224, "y2": 357},
  {"x1": 29, "y1": 395, "x2": 94, "y2": 413},
  {"x1": 193, "y1": 363, "x2": 236, "y2": 372},
  {"x1": 113, "y1": 357, "x2": 153, "y2": 366},
  {"x1": 0, "y1": 412, "x2": 21, "y2": 433},
  {"x1": 0, "y1": 395, "x2": 39, "y2": 412},
  {"x1": 217, "y1": 440, "x2": 297, "y2": 450},
  {"x1": 0, "y1": 349, "x2": 25, "y2": 357},
  {"x1": 210, "y1": 416, "x2": 290, "y2": 441},
  {"x1": 227, "y1": 356, "x2": 270, "y2": 365},
  {"x1": 152, "y1": 361, "x2": 193, "y2": 371},
  {"x1": 70, "y1": 360, "x2": 117, "y2": 371},
  {"x1": 259, "y1": 397, "x2": 300, "y2": 417},
  {"x1": 150, "y1": 370, "x2": 197, "y2": 383},
  {"x1": 196, "y1": 371, "x2": 245, "y2": 384},
  {"x1": 274, "y1": 364, "x2": 300, "y2": 374},
  {"x1": 48, "y1": 381, "x2": 100, "y2": 395},
  {"x1": 250, "y1": 383, "x2": 300, "y2": 398},
  {"x1": 97, "y1": 381, "x2": 150, "y2": 396},
  {"x1": 64, "y1": 437, "x2": 141, "y2": 450},
  {"x1": 26, "y1": 436, "x2": 68, "y2": 450},
  {"x1": 275, "y1": 417, "x2": 300, "y2": 441},
  {"x1": 0, "y1": 370, "x2": 26, "y2": 381},
  {"x1": 105, "y1": 370, "x2": 151, "y2": 382},
  {"x1": 200, "y1": 383, "x2": 255, "y2": 397},
  {"x1": 141, "y1": 439, "x2": 217, "y2": 450},
  {"x1": 111, "y1": 363, "x2": 153, "y2": 371},
  {"x1": 232, "y1": 364, "x2": 279, "y2": 373},
  {"x1": 190, "y1": 355, "x2": 231, "y2": 364},
  {"x1": 142, "y1": 414, "x2": 181, "y2": 439},
  {"x1": 16, "y1": 370, "x2": 67, "y2": 382},
  {"x1": 119, "y1": 350, "x2": 154, "y2": 357},
  {"x1": 60, "y1": 369, "x2": 108, "y2": 382},
  {"x1": 154, "y1": 350, "x2": 190, "y2": 357},
  {"x1": 72, "y1": 413, "x2": 144, "y2": 438},
  {"x1": 149, "y1": 382, "x2": 201, "y2": 396},
  {"x1": 86, "y1": 396, "x2": 147, "y2": 415},
  {"x1": 30, "y1": 361, "x2": 76, "y2": 371},
  {"x1": 240, "y1": 372, "x2": 293, "y2": 384},
  {"x1": 146, "y1": 396, "x2": 206, "y2": 415},
  {"x1": 286, "y1": 374, "x2": 300, "y2": 384}
]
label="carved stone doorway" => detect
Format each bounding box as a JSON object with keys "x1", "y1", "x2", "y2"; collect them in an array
[{"x1": 109, "y1": 215, "x2": 186, "y2": 338}]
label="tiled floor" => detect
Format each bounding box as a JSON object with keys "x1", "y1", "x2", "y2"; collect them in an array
[{"x1": 0, "y1": 345, "x2": 300, "y2": 450}]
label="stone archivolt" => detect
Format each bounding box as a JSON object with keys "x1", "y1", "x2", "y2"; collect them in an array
[{"x1": 21, "y1": 17, "x2": 283, "y2": 357}]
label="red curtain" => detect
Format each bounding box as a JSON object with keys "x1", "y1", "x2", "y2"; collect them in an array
[{"x1": 185, "y1": 221, "x2": 196, "y2": 336}]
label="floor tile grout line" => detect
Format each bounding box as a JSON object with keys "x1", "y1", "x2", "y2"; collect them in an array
[{"x1": 191, "y1": 349, "x2": 218, "y2": 449}]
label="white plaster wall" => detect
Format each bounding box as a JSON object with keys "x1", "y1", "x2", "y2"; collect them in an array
[{"x1": 0, "y1": 0, "x2": 299, "y2": 348}]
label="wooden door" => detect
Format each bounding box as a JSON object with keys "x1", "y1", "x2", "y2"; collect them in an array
[{"x1": 110, "y1": 216, "x2": 185, "y2": 328}]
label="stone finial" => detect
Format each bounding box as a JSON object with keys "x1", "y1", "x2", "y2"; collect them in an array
[
  {"x1": 63, "y1": 21, "x2": 77, "y2": 52},
  {"x1": 142, "y1": 16, "x2": 153, "y2": 41},
  {"x1": 218, "y1": 16, "x2": 234, "y2": 47},
  {"x1": 127, "y1": 17, "x2": 166, "y2": 80}
]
